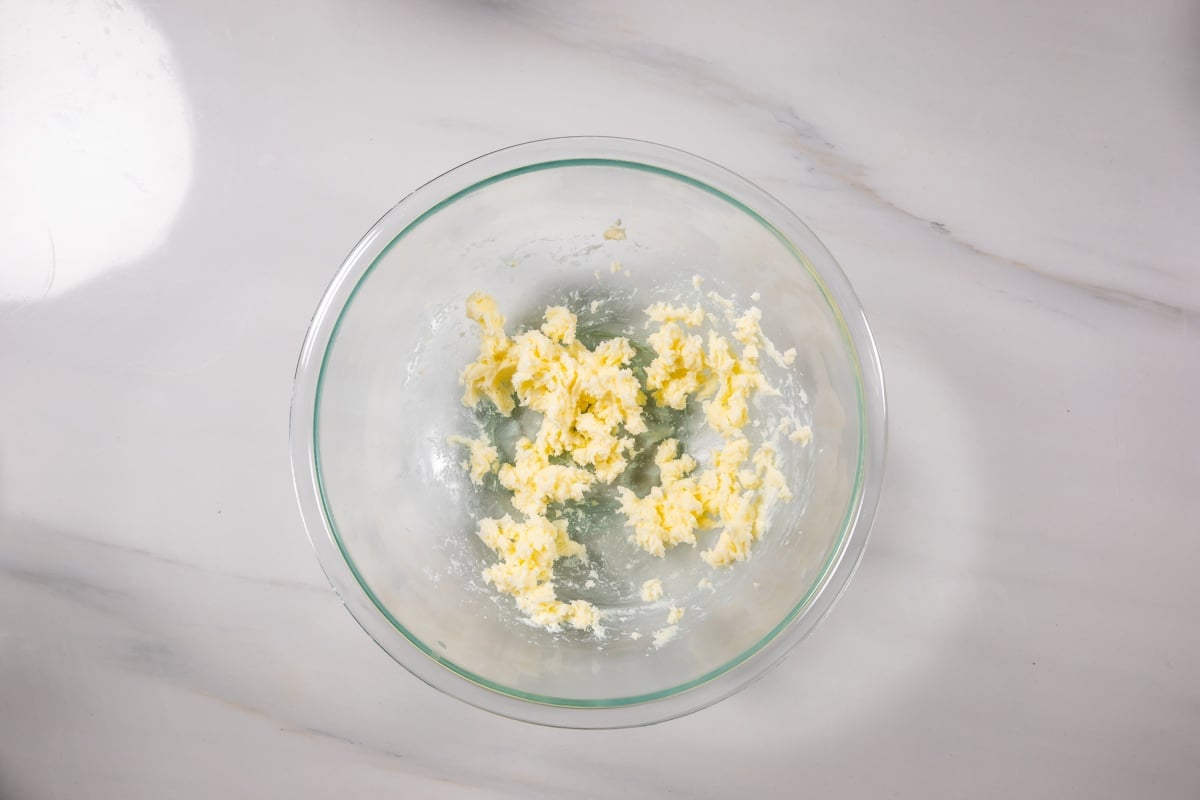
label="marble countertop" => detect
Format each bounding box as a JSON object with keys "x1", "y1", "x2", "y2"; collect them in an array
[{"x1": 2, "y1": 0, "x2": 1198, "y2": 796}]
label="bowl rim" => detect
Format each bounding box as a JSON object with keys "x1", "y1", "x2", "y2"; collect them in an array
[{"x1": 289, "y1": 136, "x2": 887, "y2": 728}]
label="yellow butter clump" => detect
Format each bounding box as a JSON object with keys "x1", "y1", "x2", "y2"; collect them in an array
[
  {"x1": 645, "y1": 301, "x2": 705, "y2": 327},
  {"x1": 477, "y1": 514, "x2": 598, "y2": 631},
  {"x1": 461, "y1": 296, "x2": 647, "y2": 484},
  {"x1": 618, "y1": 439, "x2": 706, "y2": 557},
  {"x1": 619, "y1": 434, "x2": 791, "y2": 567},
  {"x1": 640, "y1": 578, "x2": 664, "y2": 602},
  {"x1": 499, "y1": 437, "x2": 595, "y2": 516},
  {"x1": 696, "y1": 437, "x2": 793, "y2": 567},
  {"x1": 446, "y1": 434, "x2": 499, "y2": 484},
  {"x1": 458, "y1": 295, "x2": 656, "y2": 633},
  {"x1": 623, "y1": 297, "x2": 793, "y2": 565},
  {"x1": 460, "y1": 293, "x2": 518, "y2": 414},
  {"x1": 702, "y1": 330, "x2": 772, "y2": 438},
  {"x1": 645, "y1": 322, "x2": 709, "y2": 410},
  {"x1": 641, "y1": 302, "x2": 774, "y2": 436},
  {"x1": 455, "y1": 286, "x2": 800, "y2": 635}
]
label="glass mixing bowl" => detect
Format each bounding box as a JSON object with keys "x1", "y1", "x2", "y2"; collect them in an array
[{"x1": 290, "y1": 137, "x2": 886, "y2": 728}]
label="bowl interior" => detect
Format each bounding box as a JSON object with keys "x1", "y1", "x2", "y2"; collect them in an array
[{"x1": 312, "y1": 158, "x2": 866, "y2": 706}]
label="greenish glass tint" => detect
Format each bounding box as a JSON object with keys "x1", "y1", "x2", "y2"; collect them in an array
[{"x1": 291, "y1": 137, "x2": 886, "y2": 727}]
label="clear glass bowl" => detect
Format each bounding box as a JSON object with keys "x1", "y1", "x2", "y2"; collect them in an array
[{"x1": 290, "y1": 137, "x2": 886, "y2": 728}]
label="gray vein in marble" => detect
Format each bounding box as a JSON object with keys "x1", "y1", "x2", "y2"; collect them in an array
[
  {"x1": 0, "y1": 563, "x2": 131, "y2": 608},
  {"x1": 475, "y1": 1, "x2": 1198, "y2": 321},
  {"x1": 2, "y1": 518, "x2": 330, "y2": 597},
  {"x1": 192, "y1": 685, "x2": 614, "y2": 799},
  {"x1": 284, "y1": 724, "x2": 405, "y2": 763},
  {"x1": 933, "y1": 228, "x2": 1198, "y2": 322},
  {"x1": 120, "y1": 637, "x2": 178, "y2": 673},
  {"x1": 285, "y1": 724, "x2": 597, "y2": 799}
]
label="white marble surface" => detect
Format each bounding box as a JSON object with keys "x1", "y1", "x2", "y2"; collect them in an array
[{"x1": 2, "y1": 0, "x2": 1198, "y2": 796}]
